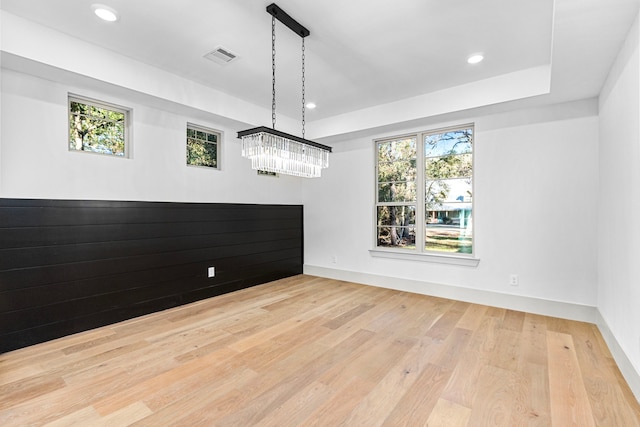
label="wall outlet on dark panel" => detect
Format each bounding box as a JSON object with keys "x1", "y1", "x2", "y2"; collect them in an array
[{"x1": 208, "y1": 267, "x2": 215, "y2": 278}]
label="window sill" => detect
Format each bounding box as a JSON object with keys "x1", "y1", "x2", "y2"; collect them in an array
[{"x1": 369, "y1": 249, "x2": 480, "y2": 267}]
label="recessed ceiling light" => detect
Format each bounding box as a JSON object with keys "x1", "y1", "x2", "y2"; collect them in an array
[
  {"x1": 467, "y1": 54, "x2": 484, "y2": 64},
  {"x1": 92, "y1": 4, "x2": 119, "y2": 22},
  {"x1": 305, "y1": 102, "x2": 317, "y2": 109}
]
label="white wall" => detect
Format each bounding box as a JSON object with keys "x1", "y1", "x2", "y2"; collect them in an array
[
  {"x1": 304, "y1": 99, "x2": 599, "y2": 309},
  {"x1": 0, "y1": 69, "x2": 303, "y2": 204},
  {"x1": 598, "y1": 12, "x2": 640, "y2": 387},
  {"x1": 0, "y1": 11, "x2": 300, "y2": 135}
]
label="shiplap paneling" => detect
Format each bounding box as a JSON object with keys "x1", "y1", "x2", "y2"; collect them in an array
[{"x1": 0, "y1": 198, "x2": 303, "y2": 353}]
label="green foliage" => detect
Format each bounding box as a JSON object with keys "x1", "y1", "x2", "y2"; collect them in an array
[
  {"x1": 377, "y1": 138, "x2": 417, "y2": 202},
  {"x1": 426, "y1": 153, "x2": 472, "y2": 179},
  {"x1": 69, "y1": 101, "x2": 125, "y2": 156},
  {"x1": 186, "y1": 128, "x2": 218, "y2": 168},
  {"x1": 187, "y1": 139, "x2": 217, "y2": 168}
]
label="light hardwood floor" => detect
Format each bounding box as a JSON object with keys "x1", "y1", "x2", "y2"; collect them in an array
[{"x1": 1, "y1": 275, "x2": 639, "y2": 426}]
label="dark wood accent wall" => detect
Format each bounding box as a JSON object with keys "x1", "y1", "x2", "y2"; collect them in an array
[{"x1": 0, "y1": 198, "x2": 303, "y2": 353}]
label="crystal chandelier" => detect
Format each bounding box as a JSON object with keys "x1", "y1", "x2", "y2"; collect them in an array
[{"x1": 237, "y1": 3, "x2": 331, "y2": 178}]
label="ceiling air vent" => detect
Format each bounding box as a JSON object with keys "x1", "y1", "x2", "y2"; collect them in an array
[{"x1": 203, "y1": 46, "x2": 238, "y2": 65}]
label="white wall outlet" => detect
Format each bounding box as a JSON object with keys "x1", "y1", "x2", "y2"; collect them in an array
[
  {"x1": 331, "y1": 255, "x2": 337, "y2": 264},
  {"x1": 509, "y1": 274, "x2": 519, "y2": 286},
  {"x1": 207, "y1": 267, "x2": 215, "y2": 278}
]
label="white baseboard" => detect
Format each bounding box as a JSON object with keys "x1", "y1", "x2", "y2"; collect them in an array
[
  {"x1": 303, "y1": 265, "x2": 640, "y2": 404},
  {"x1": 304, "y1": 265, "x2": 597, "y2": 322},
  {"x1": 596, "y1": 311, "x2": 640, "y2": 403}
]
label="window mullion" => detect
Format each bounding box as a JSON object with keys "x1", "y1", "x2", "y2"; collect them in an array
[{"x1": 415, "y1": 132, "x2": 425, "y2": 252}]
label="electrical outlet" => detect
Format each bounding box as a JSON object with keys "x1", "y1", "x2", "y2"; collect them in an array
[
  {"x1": 331, "y1": 255, "x2": 337, "y2": 264},
  {"x1": 207, "y1": 267, "x2": 215, "y2": 278},
  {"x1": 509, "y1": 274, "x2": 519, "y2": 286}
]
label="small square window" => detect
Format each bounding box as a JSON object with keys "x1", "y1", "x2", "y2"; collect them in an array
[
  {"x1": 187, "y1": 124, "x2": 220, "y2": 169},
  {"x1": 68, "y1": 95, "x2": 129, "y2": 157}
]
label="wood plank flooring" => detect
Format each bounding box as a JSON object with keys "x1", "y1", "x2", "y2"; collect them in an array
[{"x1": 1, "y1": 275, "x2": 639, "y2": 426}]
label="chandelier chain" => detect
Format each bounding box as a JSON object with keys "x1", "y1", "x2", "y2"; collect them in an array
[
  {"x1": 272, "y1": 16, "x2": 276, "y2": 130},
  {"x1": 301, "y1": 38, "x2": 306, "y2": 139}
]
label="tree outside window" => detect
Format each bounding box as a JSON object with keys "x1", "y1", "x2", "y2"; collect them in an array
[
  {"x1": 376, "y1": 125, "x2": 474, "y2": 255},
  {"x1": 69, "y1": 96, "x2": 127, "y2": 156},
  {"x1": 187, "y1": 124, "x2": 219, "y2": 169},
  {"x1": 376, "y1": 137, "x2": 417, "y2": 248}
]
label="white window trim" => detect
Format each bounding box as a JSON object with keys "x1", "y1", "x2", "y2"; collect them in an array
[
  {"x1": 68, "y1": 94, "x2": 131, "y2": 158},
  {"x1": 369, "y1": 248, "x2": 480, "y2": 266},
  {"x1": 373, "y1": 123, "x2": 479, "y2": 266},
  {"x1": 186, "y1": 122, "x2": 222, "y2": 170}
]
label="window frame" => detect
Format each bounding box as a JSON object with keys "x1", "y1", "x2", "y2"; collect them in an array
[
  {"x1": 68, "y1": 94, "x2": 131, "y2": 158},
  {"x1": 186, "y1": 123, "x2": 222, "y2": 170},
  {"x1": 372, "y1": 123, "x2": 478, "y2": 265}
]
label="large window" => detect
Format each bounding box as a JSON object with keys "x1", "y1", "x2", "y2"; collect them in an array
[
  {"x1": 376, "y1": 124, "x2": 474, "y2": 255},
  {"x1": 187, "y1": 124, "x2": 220, "y2": 169},
  {"x1": 68, "y1": 95, "x2": 128, "y2": 156}
]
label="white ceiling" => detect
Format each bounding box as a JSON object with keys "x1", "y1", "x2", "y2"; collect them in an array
[{"x1": 1, "y1": 0, "x2": 639, "y2": 132}]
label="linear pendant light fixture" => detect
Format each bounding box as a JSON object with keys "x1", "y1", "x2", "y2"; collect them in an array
[{"x1": 237, "y1": 3, "x2": 331, "y2": 178}]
